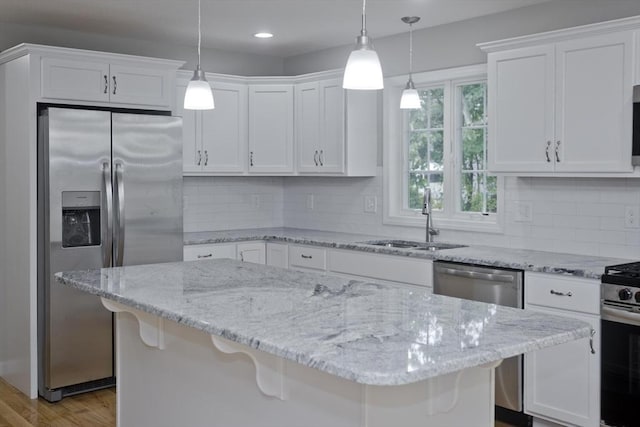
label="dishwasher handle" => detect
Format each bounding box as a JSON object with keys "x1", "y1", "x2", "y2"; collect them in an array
[{"x1": 436, "y1": 266, "x2": 515, "y2": 283}]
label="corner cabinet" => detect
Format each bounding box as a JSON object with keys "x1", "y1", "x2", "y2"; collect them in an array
[
  {"x1": 295, "y1": 78, "x2": 377, "y2": 176},
  {"x1": 41, "y1": 55, "x2": 177, "y2": 108},
  {"x1": 482, "y1": 25, "x2": 634, "y2": 175},
  {"x1": 248, "y1": 84, "x2": 295, "y2": 174},
  {"x1": 523, "y1": 272, "x2": 600, "y2": 427},
  {"x1": 177, "y1": 76, "x2": 248, "y2": 175}
]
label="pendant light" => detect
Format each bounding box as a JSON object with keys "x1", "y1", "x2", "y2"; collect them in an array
[
  {"x1": 343, "y1": 0, "x2": 383, "y2": 90},
  {"x1": 400, "y1": 16, "x2": 421, "y2": 109},
  {"x1": 184, "y1": 0, "x2": 214, "y2": 110}
]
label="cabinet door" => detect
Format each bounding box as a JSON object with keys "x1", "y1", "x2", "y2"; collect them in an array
[
  {"x1": 248, "y1": 85, "x2": 294, "y2": 174},
  {"x1": 109, "y1": 64, "x2": 172, "y2": 107},
  {"x1": 201, "y1": 82, "x2": 248, "y2": 173},
  {"x1": 176, "y1": 82, "x2": 201, "y2": 173},
  {"x1": 237, "y1": 242, "x2": 266, "y2": 264},
  {"x1": 266, "y1": 243, "x2": 289, "y2": 268},
  {"x1": 555, "y1": 31, "x2": 633, "y2": 172},
  {"x1": 41, "y1": 57, "x2": 110, "y2": 102},
  {"x1": 487, "y1": 45, "x2": 555, "y2": 172},
  {"x1": 183, "y1": 244, "x2": 236, "y2": 261},
  {"x1": 318, "y1": 79, "x2": 345, "y2": 173},
  {"x1": 295, "y1": 82, "x2": 320, "y2": 173},
  {"x1": 524, "y1": 307, "x2": 600, "y2": 427}
]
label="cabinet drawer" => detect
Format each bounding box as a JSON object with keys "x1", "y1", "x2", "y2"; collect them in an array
[
  {"x1": 328, "y1": 250, "x2": 431, "y2": 287},
  {"x1": 525, "y1": 272, "x2": 600, "y2": 315},
  {"x1": 183, "y1": 244, "x2": 236, "y2": 261},
  {"x1": 288, "y1": 245, "x2": 326, "y2": 271}
]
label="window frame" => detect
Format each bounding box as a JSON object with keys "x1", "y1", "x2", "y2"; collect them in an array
[{"x1": 383, "y1": 64, "x2": 504, "y2": 233}]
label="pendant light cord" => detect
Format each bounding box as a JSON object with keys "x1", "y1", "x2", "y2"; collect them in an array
[
  {"x1": 361, "y1": 0, "x2": 367, "y2": 36},
  {"x1": 197, "y1": 0, "x2": 202, "y2": 67},
  {"x1": 408, "y1": 22, "x2": 413, "y2": 79}
]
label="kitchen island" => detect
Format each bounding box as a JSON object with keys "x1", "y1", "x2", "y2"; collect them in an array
[{"x1": 56, "y1": 259, "x2": 591, "y2": 427}]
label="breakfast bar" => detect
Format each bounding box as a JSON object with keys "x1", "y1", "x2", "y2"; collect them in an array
[{"x1": 56, "y1": 259, "x2": 591, "y2": 426}]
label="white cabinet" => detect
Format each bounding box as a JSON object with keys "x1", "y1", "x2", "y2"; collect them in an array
[
  {"x1": 288, "y1": 245, "x2": 327, "y2": 271},
  {"x1": 485, "y1": 30, "x2": 633, "y2": 174},
  {"x1": 41, "y1": 57, "x2": 174, "y2": 108},
  {"x1": 266, "y1": 243, "x2": 289, "y2": 268},
  {"x1": 184, "y1": 242, "x2": 265, "y2": 265},
  {"x1": 327, "y1": 250, "x2": 432, "y2": 288},
  {"x1": 295, "y1": 78, "x2": 377, "y2": 176},
  {"x1": 237, "y1": 242, "x2": 266, "y2": 264},
  {"x1": 248, "y1": 84, "x2": 294, "y2": 174},
  {"x1": 178, "y1": 78, "x2": 248, "y2": 174},
  {"x1": 524, "y1": 272, "x2": 600, "y2": 427}
]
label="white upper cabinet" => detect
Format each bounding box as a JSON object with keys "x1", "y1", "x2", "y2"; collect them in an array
[
  {"x1": 41, "y1": 56, "x2": 176, "y2": 108},
  {"x1": 482, "y1": 25, "x2": 634, "y2": 175},
  {"x1": 178, "y1": 77, "x2": 248, "y2": 175},
  {"x1": 295, "y1": 78, "x2": 376, "y2": 176},
  {"x1": 248, "y1": 84, "x2": 294, "y2": 174}
]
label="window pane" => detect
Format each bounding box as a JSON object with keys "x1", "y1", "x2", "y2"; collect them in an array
[
  {"x1": 460, "y1": 172, "x2": 484, "y2": 213},
  {"x1": 423, "y1": 87, "x2": 444, "y2": 128},
  {"x1": 461, "y1": 83, "x2": 486, "y2": 127},
  {"x1": 461, "y1": 128, "x2": 485, "y2": 171},
  {"x1": 486, "y1": 175, "x2": 497, "y2": 213},
  {"x1": 409, "y1": 173, "x2": 443, "y2": 210},
  {"x1": 408, "y1": 131, "x2": 444, "y2": 171}
]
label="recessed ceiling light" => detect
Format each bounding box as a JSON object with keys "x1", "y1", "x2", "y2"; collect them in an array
[{"x1": 254, "y1": 32, "x2": 274, "y2": 39}]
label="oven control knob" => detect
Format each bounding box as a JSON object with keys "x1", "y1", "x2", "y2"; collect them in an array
[
  {"x1": 635, "y1": 292, "x2": 640, "y2": 303},
  {"x1": 619, "y1": 288, "x2": 633, "y2": 301}
]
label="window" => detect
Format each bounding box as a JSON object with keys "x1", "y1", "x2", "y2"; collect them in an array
[{"x1": 384, "y1": 65, "x2": 503, "y2": 233}]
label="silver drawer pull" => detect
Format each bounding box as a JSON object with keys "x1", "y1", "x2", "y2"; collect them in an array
[
  {"x1": 550, "y1": 289, "x2": 572, "y2": 297},
  {"x1": 301, "y1": 254, "x2": 313, "y2": 259},
  {"x1": 589, "y1": 329, "x2": 596, "y2": 355},
  {"x1": 197, "y1": 253, "x2": 213, "y2": 259}
]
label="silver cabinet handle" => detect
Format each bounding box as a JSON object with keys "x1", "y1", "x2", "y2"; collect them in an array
[
  {"x1": 197, "y1": 253, "x2": 213, "y2": 259},
  {"x1": 197, "y1": 150, "x2": 202, "y2": 166},
  {"x1": 250, "y1": 151, "x2": 254, "y2": 167},
  {"x1": 314, "y1": 150, "x2": 319, "y2": 166},
  {"x1": 319, "y1": 150, "x2": 324, "y2": 166},
  {"x1": 555, "y1": 141, "x2": 560, "y2": 163},
  {"x1": 545, "y1": 141, "x2": 551, "y2": 162},
  {"x1": 204, "y1": 150, "x2": 208, "y2": 166},
  {"x1": 301, "y1": 254, "x2": 313, "y2": 259},
  {"x1": 114, "y1": 162, "x2": 125, "y2": 267},
  {"x1": 437, "y1": 267, "x2": 514, "y2": 283},
  {"x1": 112, "y1": 75, "x2": 117, "y2": 95},
  {"x1": 102, "y1": 162, "x2": 113, "y2": 268},
  {"x1": 589, "y1": 329, "x2": 596, "y2": 355},
  {"x1": 104, "y1": 75, "x2": 109, "y2": 94},
  {"x1": 550, "y1": 289, "x2": 572, "y2": 297}
]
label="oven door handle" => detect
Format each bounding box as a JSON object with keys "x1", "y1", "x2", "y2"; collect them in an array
[{"x1": 602, "y1": 305, "x2": 640, "y2": 326}]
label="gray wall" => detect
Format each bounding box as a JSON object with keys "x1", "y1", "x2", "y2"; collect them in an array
[
  {"x1": 0, "y1": 22, "x2": 284, "y2": 76},
  {"x1": 283, "y1": 0, "x2": 640, "y2": 76}
]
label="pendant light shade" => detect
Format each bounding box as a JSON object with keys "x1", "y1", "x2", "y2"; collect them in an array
[
  {"x1": 184, "y1": 0, "x2": 214, "y2": 110},
  {"x1": 343, "y1": 0, "x2": 383, "y2": 90},
  {"x1": 400, "y1": 16, "x2": 421, "y2": 110}
]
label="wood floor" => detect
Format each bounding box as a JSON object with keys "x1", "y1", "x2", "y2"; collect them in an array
[{"x1": 0, "y1": 378, "x2": 115, "y2": 427}]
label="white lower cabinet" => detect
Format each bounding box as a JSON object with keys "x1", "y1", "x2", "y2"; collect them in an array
[
  {"x1": 266, "y1": 243, "x2": 289, "y2": 268},
  {"x1": 184, "y1": 242, "x2": 265, "y2": 265},
  {"x1": 524, "y1": 272, "x2": 600, "y2": 427},
  {"x1": 288, "y1": 245, "x2": 327, "y2": 272}
]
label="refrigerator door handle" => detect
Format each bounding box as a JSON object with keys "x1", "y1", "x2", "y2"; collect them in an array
[
  {"x1": 102, "y1": 162, "x2": 113, "y2": 268},
  {"x1": 114, "y1": 162, "x2": 125, "y2": 267}
]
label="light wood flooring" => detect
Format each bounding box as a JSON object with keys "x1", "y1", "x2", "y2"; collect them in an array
[{"x1": 0, "y1": 378, "x2": 115, "y2": 426}]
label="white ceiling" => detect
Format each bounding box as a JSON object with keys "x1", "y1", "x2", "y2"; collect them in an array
[{"x1": 0, "y1": 0, "x2": 554, "y2": 57}]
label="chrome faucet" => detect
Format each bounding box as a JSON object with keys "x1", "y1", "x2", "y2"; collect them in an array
[{"x1": 422, "y1": 187, "x2": 439, "y2": 243}]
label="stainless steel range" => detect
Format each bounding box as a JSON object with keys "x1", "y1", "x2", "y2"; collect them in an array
[{"x1": 601, "y1": 262, "x2": 640, "y2": 427}]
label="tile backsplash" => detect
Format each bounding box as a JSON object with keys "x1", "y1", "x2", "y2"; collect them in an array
[{"x1": 184, "y1": 169, "x2": 640, "y2": 259}]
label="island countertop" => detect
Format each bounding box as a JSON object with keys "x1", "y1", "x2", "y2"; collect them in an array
[{"x1": 56, "y1": 259, "x2": 591, "y2": 386}]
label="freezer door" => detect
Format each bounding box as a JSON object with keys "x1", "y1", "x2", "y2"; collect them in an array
[
  {"x1": 112, "y1": 113, "x2": 183, "y2": 266},
  {"x1": 42, "y1": 108, "x2": 114, "y2": 391}
]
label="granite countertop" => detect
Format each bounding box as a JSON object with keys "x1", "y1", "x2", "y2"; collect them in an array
[
  {"x1": 184, "y1": 227, "x2": 633, "y2": 280},
  {"x1": 56, "y1": 259, "x2": 590, "y2": 386}
]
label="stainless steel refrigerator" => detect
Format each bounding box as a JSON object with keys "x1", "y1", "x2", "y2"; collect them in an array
[{"x1": 37, "y1": 107, "x2": 183, "y2": 402}]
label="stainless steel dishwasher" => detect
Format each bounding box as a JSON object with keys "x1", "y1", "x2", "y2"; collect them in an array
[{"x1": 433, "y1": 261, "x2": 527, "y2": 424}]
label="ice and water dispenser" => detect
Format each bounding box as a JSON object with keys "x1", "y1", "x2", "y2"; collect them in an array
[{"x1": 61, "y1": 191, "x2": 101, "y2": 248}]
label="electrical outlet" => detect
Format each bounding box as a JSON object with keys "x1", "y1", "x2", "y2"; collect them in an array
[
  {"x1": 306, "y1": 194, "x2": 314, "y2": 210},
  {"x1": 513, "y1": 201, "x2": 533, "y2": 223},
  {"x1": 364, "y1": 195, "x2": 377, "y2": 213},
  {"x1": 625, "y1": 205, "x2": 640, "y2": 228},
  {"x1": 251, "y1": 194, "x2": 260, "y2": 209}
]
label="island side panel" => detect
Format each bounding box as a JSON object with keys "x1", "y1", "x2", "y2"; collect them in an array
[{"x1": 115, "y1": 311, "x2": 496, "y2": 427}]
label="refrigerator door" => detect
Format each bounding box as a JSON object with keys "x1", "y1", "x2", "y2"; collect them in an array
[
  {"x1": 111, "y1": 113, "x2": 183, "y2": 267},
  {"x1": 42, "y1": 108, "x2": 114, "y2": 393}
]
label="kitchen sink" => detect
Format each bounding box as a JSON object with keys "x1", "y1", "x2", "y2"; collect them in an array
[{"x1": 359, "y1": 240, "x2": 467, "y2": 251}]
